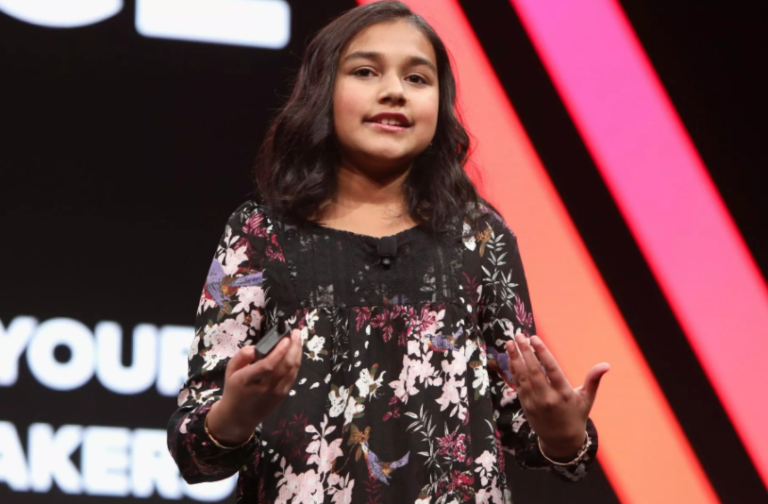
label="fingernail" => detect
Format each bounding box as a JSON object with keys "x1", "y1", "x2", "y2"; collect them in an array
[{"x1": 531, "y1": 336, "x2": 541, "y2": 345}]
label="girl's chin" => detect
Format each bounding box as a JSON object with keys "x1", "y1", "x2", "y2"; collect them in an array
[
  {"x1": 361, "y1": 150, "x2": 418, "y2": 166},
  {"x1": 338, "y1": 143, "x2": 426, "y2": 168},
  {"x1": 361, "y1": 142, "x2": 428, "y2": 160}
]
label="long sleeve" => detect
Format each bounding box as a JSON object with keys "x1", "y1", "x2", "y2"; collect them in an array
[
  {"x1": 167, "y1": 201, "x2": 270, "y2": 483},
  {"x1": 478, "y1": 210, "x2": 598, "y2": 482}
]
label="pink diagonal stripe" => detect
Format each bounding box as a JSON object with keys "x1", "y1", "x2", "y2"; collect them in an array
[{"x1": 510, "y1": 0, "x2": 768, "y2": 489}]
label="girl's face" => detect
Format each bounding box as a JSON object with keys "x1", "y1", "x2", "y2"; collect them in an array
[{"x1": 333, "y1": 20, "x2": 439, "y2": 174}]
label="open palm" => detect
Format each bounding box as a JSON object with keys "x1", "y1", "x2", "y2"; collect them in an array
[{"x1": 505, "y1": 334, "x2": 609, "y2": 458}]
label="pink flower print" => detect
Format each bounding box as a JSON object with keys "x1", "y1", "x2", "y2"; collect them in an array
[
  {"x1": 177, "y1": 388, "x2": 191, "y2": 407},
  {"x1": 275, "y1": 483, "x2": 295, "y2": 504},
  {"x1": 343, "y1": 396, "x2": 365, "y2": 426},
  {"x1": 413, "y1": 307, "x2": 445, "y2": 337},
  {"x1": 231, "y1": 285, "x2": 266, "y2": 315},
  {"x1": 407, "y1": 338, "x2": 422, "y2": 356},
  {"x1": 306, "y1": 437, "x2": 342, "y2": 476},
  {"x1": 221, "y1": 246, "x2": 248, "y2": 275},
  {"x1": 201, "y1": 315, "x2": 249, "y2": 370},
  {"x1": 440, "y1": 347, "x2": 467, "y2": 378},
  {"x1": 266, "y1": 234, "x2": 285, "y2": 262},
  {"x1": 328, "y1": 386, "x2": 349, "y2": 418},
  {"x1": 437, "y1": 470, "x2": 474, "y2": 500},
  {"x1": 370, "y1": 311, "x2": 388, "y2": 328},
  {"x1": 453, "y1": 433, "x2": 468, "y2": 462},
  {"x1": 511, "y1": 410, "x2": 526, "y2": 433},
  {"x1": 294, "y1": 469, "x2": 323, "y2": 504},
  {"x1": 476, "y1": 450, "x2": 495, "y2": 472},
  {"x1": 388, "y1": 355, "x2": 421, "y2": 403},
  {"x1": 463, "y1": 222, "x2": 477, "y2": 251},
  {"x1": 515, "y1": 296, "x2": 533, "y2": 328},
  {"x1": 329, "y1": 473, "x2": 355, "y2": 504},
  {"x1": 435, "y1": 376, "x2": 466, "y2": 415},
  {"x1": 494, "y1": 427, "x2": 505, "y2": 473},
  {"x1": 354, "y1": 307, "x2": 371, "y2": 331},
  {"x1": 436, "y1": 430, "x2": 457, "y2": 456},
  {"x1": 179, "y1": 416, "x2": 191, "y2": 435},
  {"x1": 500, "y1": 384, "x2": 518, "y2": 406},
  {"x1": 355, "y1": 368, "x2": 386, "y2": 400},
  {"x1": 410, "y1": 354, "x2": 437, "y2": 385},
  {"x1": 474, "y1": 450, "x2": 496, "y2": 486},
  {"x1": 275, "y1": 463, "x2": 298, "y2": 504},
  {"x1": 197, "y1": 295, "x2": 217, "y2": 316},
  {"x1": 436, "y1": 430, "x2": 468, "y2": 462},
  {"x1": 244, "y1": 211, "x2": 268, "y2": 237},
  {"x1": 502, "y1": 320, "x2": 515, "y2": 339}
]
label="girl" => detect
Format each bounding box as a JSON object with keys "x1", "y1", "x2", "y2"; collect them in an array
[{"x1": 168, "y1": 2, "x2": 609, "y2": 503}]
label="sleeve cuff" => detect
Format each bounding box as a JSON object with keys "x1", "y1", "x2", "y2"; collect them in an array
[{"x1": 183, "y1": 400, "x2": 259, "y2": 474}]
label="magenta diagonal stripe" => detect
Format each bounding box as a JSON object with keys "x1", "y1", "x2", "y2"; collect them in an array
[{"x1": 509, "y1": 0, "x2": 768, "y2": 488}]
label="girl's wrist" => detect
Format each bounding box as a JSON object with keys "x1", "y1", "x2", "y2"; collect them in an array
[
  {"x1": 206, "y1": 400, "x2": 255, "y2": 447},
  {"x1": 537, "y1": 431, "x2": 588, "y2": 460}
]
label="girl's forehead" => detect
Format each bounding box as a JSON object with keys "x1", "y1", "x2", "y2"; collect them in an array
[{"x1": 341, "y1": 20, "x2": 436, "y2": 64}]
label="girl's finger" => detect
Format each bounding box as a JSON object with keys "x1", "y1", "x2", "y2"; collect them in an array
[
  {"x1": 290, "y1": 330, "x2": 303, "y2": 368},
  {"x1": 529, "y1": 336, "x2": 572, "y2": 394},
  {"x1": 274, "y1": 331, "x2": 302, "y2": 378},
  {"x1": 245, "y1": 335, "x2": 292, "y2": 381},
  {"x1": 275, "y1": 331, "x2": 300, "y2": 373},
  {"x1": 580, "y1": 362, "x2": 611, "y2": 403},
  {"x1": 227, "y1": 345, "x2": 257, "y2": 380},
  {"x1": 274, "y1": 334, "x2": 303, "y2": 390},
  {"x1": 514, "y1": 334, "x2": 548, "y2": 393},
  {"x1": 504, "y1": 340, "x2": 530, "y2": 391}
]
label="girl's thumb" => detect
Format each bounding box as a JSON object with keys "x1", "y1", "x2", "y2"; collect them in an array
[{"x1": 582, "y1": 362, "x2": 610, "y2": 401}]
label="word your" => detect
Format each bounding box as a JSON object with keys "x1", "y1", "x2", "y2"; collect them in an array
[
  {"x1": 0, "y1": 0, "x2": 290, "y2": 49},
  {"x1": 0, "y1": 316, "x2": 192, "y2": 396},
  {"x1": 0, "y1": 421, "x2": 236, "y2": 500}
]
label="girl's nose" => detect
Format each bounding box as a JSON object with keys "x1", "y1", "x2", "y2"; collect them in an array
[{"x1": 378, "y1": 73, "x2": 406, "y2": 105}]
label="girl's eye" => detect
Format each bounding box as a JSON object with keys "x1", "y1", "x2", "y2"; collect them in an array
[
  {"x1": 407, "y1": 75, "x2": 428, "y2": 84},
  {"x1": 353, "y1": 68, "x2": 374, "y2": 77}
]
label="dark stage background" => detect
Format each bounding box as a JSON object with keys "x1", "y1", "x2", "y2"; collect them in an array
[{"x1": 1, "y1": 1, "x2": 766, "y2": 503}]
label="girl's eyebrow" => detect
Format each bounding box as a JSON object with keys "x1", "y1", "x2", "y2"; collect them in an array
[{"x1": 342, "y1": 51, "x2": 437, "y2": 74}]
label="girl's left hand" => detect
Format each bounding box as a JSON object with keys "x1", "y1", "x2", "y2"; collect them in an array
[{"x1": 505, "y1": 334, "x2": 610, "y2": 459}]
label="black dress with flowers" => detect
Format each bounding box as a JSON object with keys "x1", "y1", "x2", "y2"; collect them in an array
[{"x1": 167, "y1": 200, "x2": 598, "y2": 504}]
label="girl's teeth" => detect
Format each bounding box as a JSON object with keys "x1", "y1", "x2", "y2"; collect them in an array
[{"x1": 370, "y1": 118, "x2": 407, "y2": 126}]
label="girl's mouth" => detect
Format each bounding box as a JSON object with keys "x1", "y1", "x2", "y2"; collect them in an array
[{"x1": 365, "y1": 121, "x2": 410, "y2": 132}]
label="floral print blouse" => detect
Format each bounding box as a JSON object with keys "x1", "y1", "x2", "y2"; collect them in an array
[{"x1": 168, "y1": 200, "x2": 598, "y2": 504}]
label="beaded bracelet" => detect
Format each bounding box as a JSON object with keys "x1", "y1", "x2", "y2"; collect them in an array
[
  {"x1": 537, "y1": 431, "x2": 591, "y2": 466},
  {"x1": 204, "y1": 413, "x2": 255, "y2": 450}
]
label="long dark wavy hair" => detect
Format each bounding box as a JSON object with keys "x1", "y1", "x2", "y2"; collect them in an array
[{"x1": 254, "y1": 1, "x2": 482, "y2": 234}]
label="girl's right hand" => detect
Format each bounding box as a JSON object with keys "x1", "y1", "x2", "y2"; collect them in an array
[{"x1": 206, "y1": 329, "x2": 303, "y2": 446}]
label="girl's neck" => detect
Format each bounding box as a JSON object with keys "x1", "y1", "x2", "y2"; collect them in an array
[
  {"x1": 316, "y1": 162, "x2": 417, "y2": 238},
  {"x1": 335, "y1": 161, "x2": 408, "y2": 206}
]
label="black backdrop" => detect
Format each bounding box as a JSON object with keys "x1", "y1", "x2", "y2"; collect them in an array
[{"x1": 1, "y1": 1, "x2": 766, "y2": 503}]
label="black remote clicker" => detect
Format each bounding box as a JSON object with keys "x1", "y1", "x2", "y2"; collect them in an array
[{"x1": 254, "y1": 313, "x2": 291, "y2": 358}]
